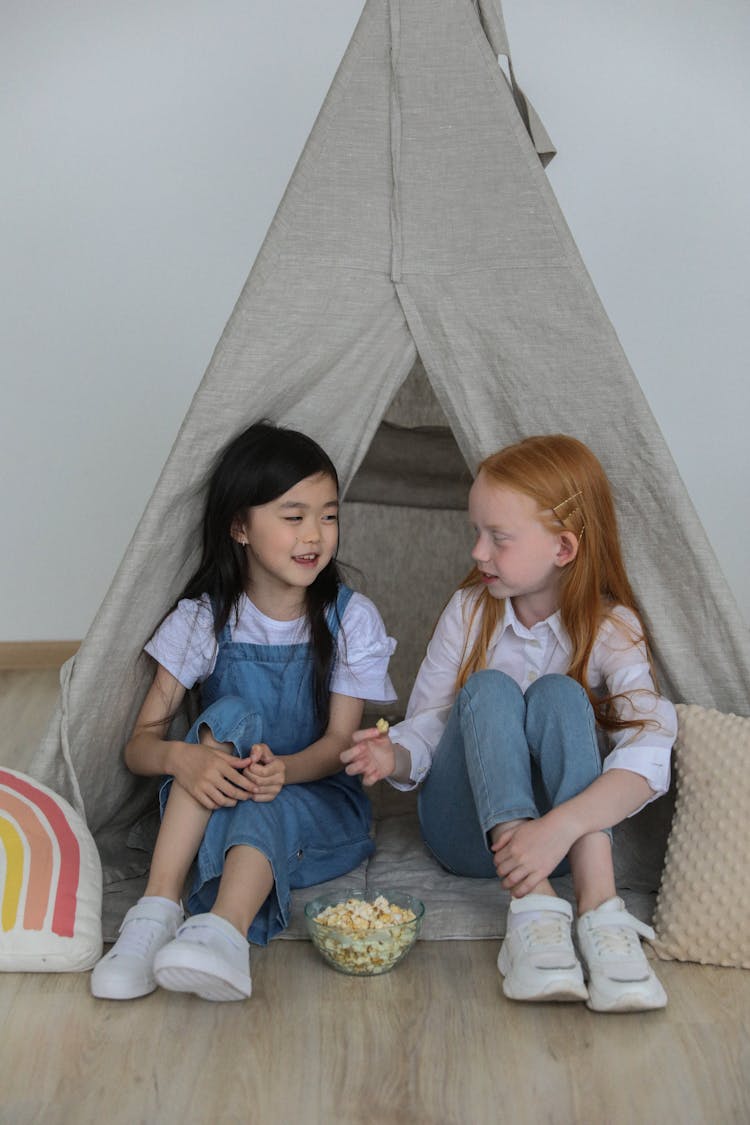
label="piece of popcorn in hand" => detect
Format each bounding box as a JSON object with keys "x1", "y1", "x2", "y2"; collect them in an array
[{"x1": 375, "y1": 717, "x2": 390, "y2": 735}]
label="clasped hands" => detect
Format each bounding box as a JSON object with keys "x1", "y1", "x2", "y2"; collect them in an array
[{"x1": 175, "y1": 739, "x2": 285, "y2": 810}]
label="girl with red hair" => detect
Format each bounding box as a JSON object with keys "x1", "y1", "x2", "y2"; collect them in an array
[{"x1": 342, "y1": 434, "x2": 676, "y2": 1012}]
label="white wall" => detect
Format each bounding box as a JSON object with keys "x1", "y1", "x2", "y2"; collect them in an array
[{"x1": 2, "y1": 0, "x2": 748, "y2": 640}]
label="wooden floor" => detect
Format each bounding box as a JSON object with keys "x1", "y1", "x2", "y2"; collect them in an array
[{"x1": 1, "y1": 670, "x2": 749, "y2": 1125}]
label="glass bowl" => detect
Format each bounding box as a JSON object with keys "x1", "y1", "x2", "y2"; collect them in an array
[{"x1": 304, "y1": 888, "x2": 425, "y2": 976}]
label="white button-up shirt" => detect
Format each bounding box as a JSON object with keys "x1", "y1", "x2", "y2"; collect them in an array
[{"x1": 389, "y1": 591, "x2": 676, "y2": 811}]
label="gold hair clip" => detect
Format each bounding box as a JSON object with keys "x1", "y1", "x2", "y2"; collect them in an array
[
  {"x1": 552, "y1": 490, "x2": 583, "y2": 514},
  {"x1": 552, "y1": 490, "x2": 585, "y2": 535}
]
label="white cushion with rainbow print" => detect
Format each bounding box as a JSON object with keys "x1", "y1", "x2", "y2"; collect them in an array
[{"x1": 0, "y1": 768, "x2": 103, "y2": 972}]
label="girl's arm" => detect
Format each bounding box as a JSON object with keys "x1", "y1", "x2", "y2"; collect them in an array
[
  {"x1": 280, "y1": 692, "x2": 366, "y2": 785},
  {"x1": 594, "y1": 606, "x2": 677, "y2": 801},
  {"x1": 125, "y1": 664, "x2": 188, "y2": 777},
  {"x1": 125, "y1": 663, "x2": 256, "y2": 809},
  {"x1": 549, "y1": 769, "x2": 654, "y2": 838},
  {"x1": 553, "y1": 604, "x2": 675, "y2": 827}
]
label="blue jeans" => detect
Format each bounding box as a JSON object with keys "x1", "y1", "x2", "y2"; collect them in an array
[{"x1": 417, "y1": 670, "x2": 606, "y2": 878}]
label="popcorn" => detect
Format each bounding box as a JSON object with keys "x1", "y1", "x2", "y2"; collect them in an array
[
  {"x1": 311, "y1": 894, "x2": 418, "y2": 974},
  {"x1": 375, "y1": 717, "x2": 390, "y2": 735}
]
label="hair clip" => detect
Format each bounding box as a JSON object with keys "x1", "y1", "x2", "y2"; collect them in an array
[
  {"x1": 552, "y1": 490, "x2": 583, "y2": 514},
  {"x1": 552, "y1": 490, "x2": 585, "y2": 535}
]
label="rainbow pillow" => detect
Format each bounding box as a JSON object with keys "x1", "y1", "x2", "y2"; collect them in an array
[{"x1": 0, "y1": 768, "x2": 102, "y2": 971}]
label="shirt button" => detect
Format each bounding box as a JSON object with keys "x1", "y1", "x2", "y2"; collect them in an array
[
  {"x1": 296, "y1": 849, "x2": 304, "y2": 859},
  {"x1": 527, "y1": 671, "x2": 538, "y2": 682}
]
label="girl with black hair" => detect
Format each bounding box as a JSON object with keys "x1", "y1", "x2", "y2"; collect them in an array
[{"x1": 92, "y1": 423, "x2": 395, "y2": 1002}]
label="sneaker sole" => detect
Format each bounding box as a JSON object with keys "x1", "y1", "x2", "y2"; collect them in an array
[
  {"x1": 90, "y1": 954, "x2": 158, "y2": 1001},
  {"x1": 90, "y1": 975, "x2": 156, "y2": 1001},
  {"x1": 502, "y1": 976, "x2": 589, "y2": 1003},
  {"x1": 498, "y1": 945, "x2": 588, "y2": 1003},
  {"x1": 154, "y1": 943, "x2": 251, "y2": 1002},
  {"x1": 586, "y1": 981, "x2": 667, "y2": 1013}
]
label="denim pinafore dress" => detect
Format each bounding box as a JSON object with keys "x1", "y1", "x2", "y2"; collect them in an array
[{"x1": 173, "y1": 585, "x2": 374, "y2": 945}]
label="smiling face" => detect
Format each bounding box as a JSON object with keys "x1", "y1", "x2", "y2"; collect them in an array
[
  {"x1": 468, "y1": 470, "x2": 578, "y2": 626},
  {"x1": 232, "y1": 471, "x2": 339, "y2": 613}
]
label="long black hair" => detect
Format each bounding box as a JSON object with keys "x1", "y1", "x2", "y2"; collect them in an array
[{"x1": 180, "y1": 422, "x2": 344, "y2": 727}]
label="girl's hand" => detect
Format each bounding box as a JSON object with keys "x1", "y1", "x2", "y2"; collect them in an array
[
  {"x1": 243, "y1": 743, "x2": 286, "y2": 802},
  {"x1": 340, "y1": 728, "x2": 396, "y2": 787},
  {"x1": 171, "y1": 742, "x2": 256, "y2": 811},
  {"x1": 491, "y1": 814, "x2": 575, "y2": 898}
]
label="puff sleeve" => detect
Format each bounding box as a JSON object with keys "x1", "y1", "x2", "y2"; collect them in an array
[
  {"x1": 331, "y1": 593, "x2": 397, "y2": 703},
  {"x1": 143, "y1": 596, "x2": 218, "y2": 688}
]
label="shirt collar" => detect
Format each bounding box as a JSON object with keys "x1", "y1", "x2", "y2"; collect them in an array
[{"x1": 499, "y1": 599, "x2": 572, "y2": 656}]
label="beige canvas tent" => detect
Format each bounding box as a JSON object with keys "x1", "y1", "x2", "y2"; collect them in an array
[{"x1": 30, "y1": 0, "x2": 750, "y2": 929}]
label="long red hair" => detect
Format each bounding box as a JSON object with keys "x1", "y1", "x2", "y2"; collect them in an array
[{"x1": 457, "y1": 434, "x2": 654, "y2": 734}]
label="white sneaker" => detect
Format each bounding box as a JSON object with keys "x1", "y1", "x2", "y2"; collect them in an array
[
  {"x1": 91, "y1": 897, "x2": 184, "y2": 1000},
  {"x1": 497, "y1": 895, "x2": 588, "y2": 1002},
  {"x1": 576, "y1": 897, "x2": 667, "y2": 1012},
  {"x1": 154, "y1": 913, "x2": 252, "y2": 1001}
]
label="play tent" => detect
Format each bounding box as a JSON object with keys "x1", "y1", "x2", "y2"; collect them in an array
[{"x1": 30, "y1": 0, "x2": 750, "y2": 926}]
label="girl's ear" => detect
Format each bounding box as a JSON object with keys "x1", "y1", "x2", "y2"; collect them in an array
[
  {"x1": 230, "y1": 515, "x2": 249, "y2": 547},
  {"x1": 554, "y1": 530, "x2": 580, "y2": 568}
]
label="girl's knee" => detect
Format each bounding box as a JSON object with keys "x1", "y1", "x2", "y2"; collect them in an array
[
  {"x1": 525, "y1": 673, "x2": 589, "y2": 716},
  {"x1": 524, "y1": 674, "x2": 599, "y2": 774},
  {"x1": 190, "y1": 696, "x2": 262, "y2": 749},
  {"x1": 460, "y1": 669, "x2": 523, "y2": 710}
]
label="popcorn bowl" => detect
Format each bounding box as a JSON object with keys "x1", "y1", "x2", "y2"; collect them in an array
[{"x1": 304, "y1": 889, "x2": 425, "y2": 976}]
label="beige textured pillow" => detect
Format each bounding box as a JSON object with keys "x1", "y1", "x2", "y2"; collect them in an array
[{"x1": 652, "y1": 704, "x2": 750, "y2": 969}]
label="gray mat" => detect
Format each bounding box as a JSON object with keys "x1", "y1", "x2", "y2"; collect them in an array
[{"x1": 100, "y1": 784, "x2": 658, "y2": 943}]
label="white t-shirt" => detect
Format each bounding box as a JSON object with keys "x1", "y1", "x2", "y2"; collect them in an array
[
  {"x1": 145, "y1": 590, "x2": 397, "y2": 703},
  {"x1": 389, "y1": 590, "x2": 677, "y2": 807}
]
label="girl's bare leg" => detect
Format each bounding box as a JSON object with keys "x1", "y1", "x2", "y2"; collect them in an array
[
  {"x1": 211, "y1": 845, "x2": 274, "y2": 937},
  {"x1": 144, "y1": 782, "x2": 211, "y2": 901},
  {"x1": 568, "y1": 830, "x2": 616, "y2": 914}
]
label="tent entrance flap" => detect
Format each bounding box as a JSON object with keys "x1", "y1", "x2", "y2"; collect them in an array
[
  {"x1": 345, "y1": 421, "x2": 473, "y2": 509},
  {"x1": 346, "y1": 357, "x2": 473, "y2": 510},
  {"x1": 343, "y1": 356, "x2": 474, "y2": 699}
]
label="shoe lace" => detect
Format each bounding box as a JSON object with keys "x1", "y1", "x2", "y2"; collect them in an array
[
  {"x1": 589, "y1": 923, "x2": 640, "y2": 959},
  {"x1": 114, "y1": 916, "x2": 166, "y2": 958},
  {"x1": 525, "y1": 914, "x2": 570, "y2": 950},
  {"x1": 587, "y1": 908, "x2": 654, "y2": 960}
]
